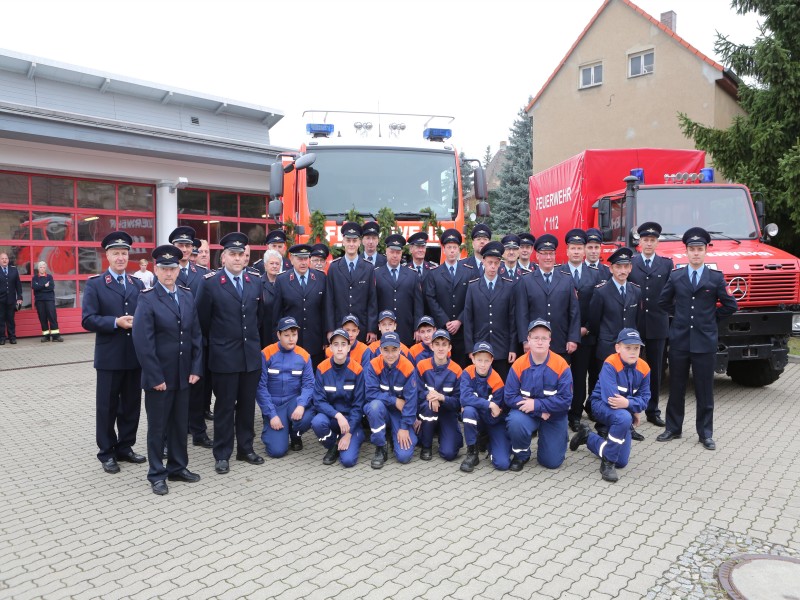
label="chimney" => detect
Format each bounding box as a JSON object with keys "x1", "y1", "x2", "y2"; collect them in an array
[
  {"x1": 660, "y1": 10, "x2": 677, "y2": 32},
  {"x1": 499, "y1": 140, "x2": 508, "y2": 149}
]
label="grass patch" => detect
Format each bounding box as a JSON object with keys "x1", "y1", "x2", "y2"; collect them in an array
[{"x1": 790, "y1": 337, "x2": 800, "y2": 356}]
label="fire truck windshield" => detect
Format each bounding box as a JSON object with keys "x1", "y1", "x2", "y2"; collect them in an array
[
  {"x1": 636, "y1": 187, "x2": 759, "y2": 239},
  {"x1": 305, "y1": 147, "x2": 459, "y2": 220}
]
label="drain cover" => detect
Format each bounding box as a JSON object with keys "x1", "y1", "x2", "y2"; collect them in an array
[{"x1": 718, "y1": 554, "x2": 800, "y2": 599}]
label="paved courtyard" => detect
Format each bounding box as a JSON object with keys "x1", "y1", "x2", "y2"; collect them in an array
[{"x1": 1, "y1": 334, "x2": 798, "y2": 599}]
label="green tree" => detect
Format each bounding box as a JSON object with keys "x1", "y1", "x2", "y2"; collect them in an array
[
  {"x1": 376, "y1": 207, "x2": 398, "y2": 252},
  {"x1": 483, "y1": 145, "x2": 493, "y2": 168},
  {"x1": 420, "y1": 206, "x2": 443, "y2": 241},
  {"x1": 343, "y1": 207, "x2": 365, "y2": 226},
  {"x1": 493, "y1": 102, "x2": 532, "y2": 234},
  {"x1": 459, "y1": 151, "x2": 475, "y2": 199},
  {"x1": 679, "y1": 0, "x2": 800, "y2": 255},
  {"x1": 309, "y1": 209, "x2": 329, "y2": 245}
]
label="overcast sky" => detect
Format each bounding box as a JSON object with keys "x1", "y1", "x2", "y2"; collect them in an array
[{"x1": 2, "y1": 0, "x2": 761, "y2": 160}]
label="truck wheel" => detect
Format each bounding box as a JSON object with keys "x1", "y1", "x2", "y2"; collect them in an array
[{"x1": 727, "y1": 360, "x2": 782, "y2": 387}]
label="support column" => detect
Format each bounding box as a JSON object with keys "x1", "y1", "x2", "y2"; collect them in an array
[{"x1": 156, "y1": 181, "x2": 178, "y2": 245}]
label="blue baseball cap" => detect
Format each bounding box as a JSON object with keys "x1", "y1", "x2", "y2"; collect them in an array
[
  {"x1": 329, "y1": 328, "x2": 350, "y2": 343},
  {"x1": 341, "y1": 314, "x2": 361, "y2": 328},
  {"x1": 432, "y1": 329, "x2": 451, "y2": 342},
  {"x1": 277, "y1": 316, "x2": 300, "y2": 332},
  {"x1": 378, "y1": 310, "x2": 397, "y2": 322},
  {"x1": 416, "y1": 316, "x2": 435, "y2": 329},
  {"x1": 472, "y1": 341, "x2": 495, "y2": 357},
  {"x1": 380, "y1": 332, "x2": 401, "y2": 348},
  {"x1": 528, "y1": 318, "x2": 552, "y2": 332},
  {"x1": 616, "y1": 328, "x2": 645, "y2": 346}
]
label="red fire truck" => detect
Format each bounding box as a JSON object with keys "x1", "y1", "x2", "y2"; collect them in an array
[{"x1": 529, "y1": 148, "x2": 800, "y2": 386}]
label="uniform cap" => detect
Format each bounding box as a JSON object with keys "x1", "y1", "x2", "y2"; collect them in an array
[
  {"x1": 407, "y1": 231, "x2": 429, "y2": 246},
  {"x1": 341, "y1": 314, "x2": 361, "y2": 328},
  {"x1": 362, "y1": 221, "x2": 380, "y2": 237},
  {"x1": 518, "y1": 233, "x2": 536, "y2": 246},
  {"x1": 219, "y1": 232, "x2": 248, "y2": 252},
  {"x1": 385, "y1": 234, "x2": 406, "y2": 250},
  {"x1": 329, "y1": 328, "x2": 350, "y2": 343},
  {"x1": 528, "y1": 318, "x2": 552, "y2": 332},
  {"x1": 616, "y1": 328, "x2": 645, "y2": 346},
  {"x1": 564, "y1": 228, "x2": 587, "y2": 245},
  {"x1": 472, "y1": 341, "x2": 495, "y2": 357},
  {"x1": 288, "y1": 244, "x2": 312, "y2": 257},
  {"x1": 608, "y1": 247, "x2": 634, "y2": 265},
  {"x1": 637, "y1": 222, "x2": 662, "y2": 238},
  {"x1": 585, "y1": 228, "x2": 603, "y2": 244},
  {"x1": 416, "y1": 315, "x2": 435, "y2": 329},
  {"x1": 266, "y1": 229, "x2": 287, "y2": 244},
  {"x1": 481, "y1": 241, "x2": 504, "y2": 259},
  {"x1": 682, "y1": 227, "x2": 710, "y2": 246},
  {"x1": 102, "y1": 231, "x2": 133, "y2": 250},
  {"x1": 380, "y1": 332, "x2": 401, "y2": 348},
  {"x1": 534, "y1": 234, "x2": 558, "y2": 252},
  {"x1": 471, "y1": 223, "x2": 492, "y2": 240},
  {"x1": 152, "y1": 244, "x2": 182, "y2": 267},
  {"x1": 191, "y1": 238, "x2": 201, "y2": 255},
  {"x1": 310, "y1": 243, "x2": 330, "y2": 259},
  {"x1": 169, "y1": 226, "x2": 196, "y2": 244},
  {"x1": 440, "y1": 228, "x2": 462, "y2": 246},
  {"x1": 501, "y1": 234, "x2": 521, "y2": 249},
  {"x1": 277, "y1": 316, "x2": 300, "y2": 331},
  {"x1": 378, "y1": 309, "x2": 397, "y2": 322},
  {"x1": 432, "y1": 329, "x2": 451, "y2": 342}
]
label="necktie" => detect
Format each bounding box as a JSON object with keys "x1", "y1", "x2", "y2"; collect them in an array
[
  {"x1": 366, "y1": 255, "x2": 373, "y2": 263},
  {"x1": 590, "y1": 263, "x2": 597, "y2": 269},
  {"x1": 488, "y1": 281, "x2": 494, "y2": 292},
  {"x1": 620, "y1": 285, "x2": 626, "y2": 300},
  {"x1": 692, "y1": 270, "x2": 698, "y2": 289},
  {"x1": 449, "y1": 265, "x2": 455, "y2": 279},
  {"x1": 300, "y1": 275, "x2": 306, "y2": 289},
  {"x1": 544, "y1": 272, "x2": 551, "y2": 288},
  {"x1": 416, "y1": 266, "x2": 422, "y2": 276},
  {"x1": 117, "y1": 275, "x2": 125, "y2": 290},
  {"x1": 391, "y1": 269, "x2": 397, "y2": 283},
  {"x1": 2, "y1": 267, "x2": 7, "y2": 276},
  {"x1": 234, "y1": 276, "x2": 242, "y2": 298},
  {"x1": 645, "y1": 258, "x2": 651, "y2": 269},
  {"x1": 573, "y1": 269, "x2": 580, "y2": 284},
  {"x1": 349, "y1": 262, "x2": 354, "y2": 274},
  {"x1": 168, "y1": 291, "x2": 178, "y2": 306},
  {"x1": 182, "y1": 267, "x2": 188, "y2": 279},
  {"x1": 478, "y1": 262, "x2": 484, "y2": 276}
]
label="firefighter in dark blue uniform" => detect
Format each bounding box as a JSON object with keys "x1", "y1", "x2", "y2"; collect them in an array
[
  {"x1": 629, "y1": 222, "x2": 673, "y2": 426},
  {"x1": 272, "y1": 244, "x2": 328, "y2": 368},
  {"x1": 406, "y1": 232, "x2": 437, "y2": 281},
  {"x1": 657, "y1": 227, "x2": 737, "y2": 450},
  {"x1": 517, "y1": 233, "x2": 536, "y2": 272},
  {"x1": 360, "y1": 220, "x2": 388, "y2": 267},
  {"x1": 132, "y1": 245, "x2": 204, "y2": 495},
  {"x1": 81, "y1": 231, "x2": 146, "y2": 474},
  {"x1": 253, "y1": 229, "x2": 292, "y2": 274},
  {"x1": 375, "y1": 234, "x2": 423, "y2": 347},
  {"x1": 585, "y1": 228, "x2": 611, "y2": 280},
  {"x1": 310, "y1": 243, "x2": 330, "y2": 272},
  {"x1": 463, "y1": 241, "x2": 517, "y2": 380},
  {"x1": 326, "y1": 221, "x2": 378, "y2": 343},
  {"x1": 196, "y1": 231, "x2": 265, "y2": 474},
  {"x1": 461, "y1": 223, "x2": 491, "y2": 276},
  {"x1": 425, "y1": 228, "x2": 473, "y2": 367},
  {"x1": 499, "y1": 234, "x2": 528, "y2": 281},
  {"x1": 169, "y1": 226, "x2": 212, "y2": 448},
  {"x1": 0, "y1": 251, "x2": 23, "y2": 344},
  {"x1": 515, "y1": 234, "x2": 580, "y2": 363},
  {"x1": 558, "y1": 229, "x2": 601, "y2": 430}
]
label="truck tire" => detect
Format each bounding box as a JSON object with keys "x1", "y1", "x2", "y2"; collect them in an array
[{"x1": 727, "y1": 360, "x2": 782, "y2": 387}]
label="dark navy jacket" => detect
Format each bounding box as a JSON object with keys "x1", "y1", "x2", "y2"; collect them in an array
[
  {"x1": 658, "y1": 266, "x2": 737, "y2": 354},
  {"x1": 460, "y1": 365, "x2": 505, "y2": 411},
  {"x1": 314, "y1": 357, "x2": 366, "y2": 433},
  {"x1": 273, "y1": 269, "x2": 327, "y2": 356},
  {"x1": 31, "y1": 274, "x2": 56, "y2": 302},
  {"x1": 365, "y1": 354, "x2": 418, "y2": 430},
  {"x1": 176, "y1": 262, "x2": 207, "y2": 297},
  {"x1": 425, "y1": 261, "x2": 474, "y2": 328},
  {"x1": 515, "y1": 269, "x2": 580, "y2": 354},
  {"x1": 504, "y1": 351, "x2": 573, "y2": 417},
  {"x1": 256, "y1": 342, "x2": 314, "y2": 417},
  {"x1": 589, "y1": 279, "x2": 642, "y2": 361},
  {"x1": 558, "y1": 263, "x2": 600, "y2": 345},
  {"x1": 628, "y1": 253, "x2": 673, "y2": 339},
  {"x1": 82, "y1": 271, "x2": 143, "y2": 371},
  {"x1": 325, "y1": 257, "x2": 378, "y2": 335},
  {"x1": 361, "y1": 252, "x2": 387, "y2": 268},
  {"x1": 375, "y1": 264, "x2": 423, "y2": 346},
  {"x1": 588, "y1": 353, "x2": 651, "y2": 415},
  {"x1": 0, "y1": 264, "x2": 22, "y2": 305},
  {"x1": 416, "y1": 358, "x2": 462, "y2": 414},
  {"x1": 132, "y1": 284, "x2": 203, "y2": 391},
  {"x1": 464, "y1": 276, "x2": 517, "y2": 357}
]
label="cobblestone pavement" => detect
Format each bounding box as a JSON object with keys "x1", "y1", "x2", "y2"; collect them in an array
[{"x1": 1, "y1": 334, "x2": 799, "y2": 600}]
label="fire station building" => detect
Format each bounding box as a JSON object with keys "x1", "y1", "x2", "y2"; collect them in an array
[{"x1": 0, "y1": 49, "x2": 285, "y2": 336}]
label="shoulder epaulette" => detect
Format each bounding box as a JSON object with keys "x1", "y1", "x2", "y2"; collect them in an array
[
  {"x1": 87, "y1": 274, "x2": 101, "y2": 279},
  {"x1": 428, "y1": 261, "x2": 438, "y2": 267},
  {"x1": 595, "y1": 280, "x2": 608, "y2": 288},
  {"x1": 708, "y1": 266, "x2": 722, "y2": 272},
  {"x1": 628, "y1": 282, "x2": 640, "y2": 287},
  {"x1": 204, "y1": 271, "x2": 217, "y2": 279},
  {"x1": 672, "y1": 265, "x2": 685, "y2": 271},
  {"x1": 468, "y1": 277, "x2": 480, "y2": 284},
  {"x1": 501, "y1": 277, "x2": 513, "y2": 283},
  {"x1": 141, "y1": 287, "x2": 154, "y2": 293},
  {"x1": 178, "y1": 284, "x2": 192, "y2": 291},
  {"x1": 520, "y1": 269, "x2": 533, "y2": 277},
  {"x1": 247, "y1": 269, "x2": 262, "y2": 277},
  {"x1": 331, "y1": 257, "x2": 342, "y2": 263},
  {"x1": 463, "y1": 263, "x2": 474, "y2": 269}
]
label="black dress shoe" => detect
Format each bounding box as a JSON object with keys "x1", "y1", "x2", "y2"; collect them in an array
[
  {"x1": 204, "y1": 410, "x2": 214, "y2": 420},
  {"x1": 570, "y1": 424, "x2": 590, "y2": 451},
  {"x1": 9, "y1": 338, "x2": 16, "y2": 344},
  {"x1": 117, "y1": 450, "x2": 146, "y2": 464},
  {"x1": 215, "y1": 459, "x2": 229, "y2": 474},
  {"x1": 322, "y1": 446, "x2": 340, "y2": 465},
  {"x1": 192, "y1": 435, "x2": 213, "y2": 448},
  {"x1": 600, "y1": 458, "x2": 619, "y2": 482},
  {"x1": 290, "y1": 436, "x2": 303, "y2": 451},
  {"x1": 509, "y1": 457, "x2": 528, "y2": 472},
  {"x1": 101, "y1": 458, "x2": 120, "y2": 474},
  {"x1": 168, "y1": 469, "x2": 201, "y2": 482},
  {"x1": 235, "y1": 451, "x2": 264, "y2": 465},
  {"x1": 700, "y1": 438, "x2": 716, "y2": 451},
  {"x1": 647, "y1": 414, "x2": 666, "y2": 427},
  {"x1": 569, "y1": 420, "x2": 581, "y2": 433},
  {"x1": 371, "y1": 446, "x2": 388, "y2": 469},
  {"x1": 420, "y1": 447, "x2": 433, "y2": 461},
  {"x1": 151, "y1": 480, "x2": 169, "y2": 495},
  {"x1": 631, "y1": 428, "x2": 645, "y2": 442},
  {"x1": 0, "y1": 339, "x2": 5, "y2": 345},
  {"x1": 656, "y1": 430, "x2": 682, "y2": 442}
]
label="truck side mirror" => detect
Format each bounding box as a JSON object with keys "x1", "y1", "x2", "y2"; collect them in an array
[
  {"x1": 476, "y1": 201, "x2": 490, "y2": 218},
  {"x1": 473, "y1": 167, "x2": 488, "y2": 200},
  {"x1": 268, "y1": 199, "x2": 283, "y2": 220},
  {"x1": 294, "y1": 225, "x2": 306, "y2": 235},
  {"x1": 306, "y1": 167, "x2": 319, "y2": 188},
  {"x1": 755, "y1": 199, "x2": 766, "y2": 231},
  {"x1": 269, "y1": 162, "x2": 284, "y2": 200},
  {"x1": 294, "y1": 152, "x2": 316, "y2": 171},
  {"x1": 598, "y1": 197, "x2": 611, "y2": 230}
]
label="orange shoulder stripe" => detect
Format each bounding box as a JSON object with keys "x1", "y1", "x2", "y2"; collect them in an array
[
  {"x1": 605, "y1": 353, "x2": 625, "y2": 372},
  {"x1": 636, "y1": 358, "x2": 651, "y2": 377},
  {"x1": 317, "y1": 359, "x2": 333, "y2": 375},
  {"x1": 416, "y1": 358, "x2": 433, "y2": 376},
  {"x1": 262, "y1": 343, "x2": 279, "y2": 362},
  {"x1": 511, "y1": 353, "x2": 532, "y2": 378},
  {"x1": 546, "y1": 352, "x2": 570, "y2": 377},
  {"x1": 295, "y1": 345, "x2": 310, "y2": 362},
  {"x1": 397, "y1": 355, "x2": 416, "y2": 377},
  {"x1": 348, "y1": 359, "x2": 363, "y2": 375},
  {"x1": 370, "y1": 355, "x2": 384, "y2": 375},
  {"x1": 447, "y1": 361, "x2": 463, "y2": 377},
  {"x1": 487, "y1": 370, "x2": 504, "y2": 392}
]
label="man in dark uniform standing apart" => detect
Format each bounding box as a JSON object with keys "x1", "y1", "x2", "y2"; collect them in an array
[
  {"x1": 196, "y1": 231, "x2": 265, "y2": 474},
  {"x1": 360, "y1": 220, "x2": 387, "y2": 267},
  {"x1": 558, "y1": 229, "x2": 600, "y2": 431},
  {"x1": 462, "y1": 223, "x2": 491, "y2": 275},
  {"x1": 585, "y1": 228, "x2": 611, "y2": 280},
  {"x1": 0, "y1": 252, "x2": 23, "y2": 345},
  {"x1": 657, "y1": 227, "x2": 737, "y2": 451},
  {"x1": 629, "y1": 222, "x2": 673, "y2": 427},
  {"x1": 82, "y1": 232, "x2": 146, "y2": 474},
  {"x1": 375, "y1": 234, "x2": 422, "y2": 347},
  {"x1": 272, "y1": 243, "x2": 328, "y2": 368},
  {"x1": 133, "y1": 245, "x2": 203, "y2": 495},
  {"x1": 515, "y1": 234, "x2": 580, "y2": 363},
  {"x1": 425, "y1": 228, "x2": 473, "y2": 366},
  {"x1": 325, "y1": 222, "x2": 378, "y2": 343}
]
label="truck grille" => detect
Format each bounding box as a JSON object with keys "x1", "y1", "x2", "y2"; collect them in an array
[{"x1": 727, "y1": 271, "x2": 799, "y2": 306}]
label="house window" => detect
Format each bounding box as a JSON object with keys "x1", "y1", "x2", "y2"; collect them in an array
[
  {"x1": 579, "y1": 62, "x2": 603, "y2": 89},
  {"x1": 629, "y1": 50, "x2": 654, "y2": 77}
]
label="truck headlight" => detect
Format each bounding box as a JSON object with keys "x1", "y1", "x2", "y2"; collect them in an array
[{"x1": 793, "y1": 314, "x2": 800, "y2": 333}]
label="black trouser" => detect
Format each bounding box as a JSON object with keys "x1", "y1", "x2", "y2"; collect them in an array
[
  {"x1": 311, "y1": 352, "x2": 326, "y2": 371},
  {"x1": 450, "y1": 331, "x2": 468, "y2": 368},
  {"x1": 0, "y1": 302, "x2": 16, "y2": 340},
  {"x1": 642, "y1": 337, "x2": 667, "y2": 417},
  {"x1": 96, "y1": 369, "x2": 142, "y2": 461},
  {"x1": 211, "y1": 369, "x2": 260, "y2": 460},
  {"x1": 665, "y1": 349, "x2": 716, "y2": 439},
  {"x1": 35, "y1": 300, "x2": 59, "y2": 334},
  {"x1": 569, "y1": 342, "x2": 592, "y2": 423},
  {"x1": 491, "y1": 358, "x2": 510, "y2": 382},
  {"x1": 146, "y1": 388, "x2": 189, "y2": 482},
  {"x1": 188, "y1": 348, "x2": 210, "y2": 440}
]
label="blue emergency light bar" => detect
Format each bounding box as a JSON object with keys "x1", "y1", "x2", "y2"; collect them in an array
[
  {"x1": 306, "y1": 123, "x2": 334, "y2": 137},
  {"x1": 423, "y1": 128, "x2": 452, "y2": 141},
  {"x1": 630, "y1": 168, "x2": 645, "y2": 183},
  {"x1": 700, "y1": 167, "x2": 715, "y2": 183}
]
